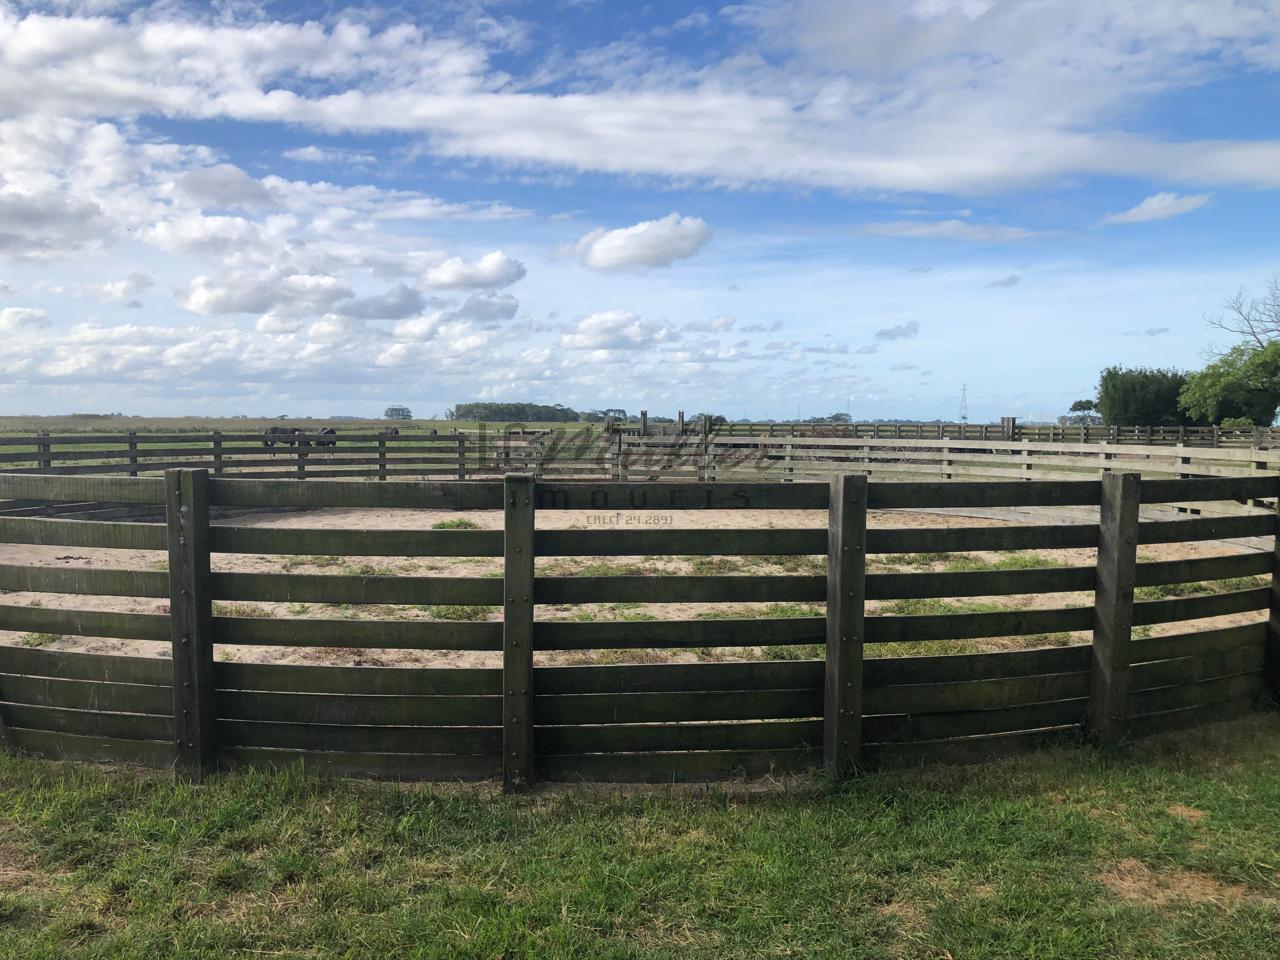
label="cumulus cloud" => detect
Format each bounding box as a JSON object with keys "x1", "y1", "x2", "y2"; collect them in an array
[
  {"x1": 0, "y1": 191, "x2": 107, "y2": 261},
  {"x1": 741, "y1": 320, "x2": 783, "y2": 333},
  {"x1": 178, "y1": 272, "x2": 353, "y2": 318},
  {"x1": 684, "y1": 315, "x2": 735, "y2": 333},
  {"x1": 78, "y1": 271, "x2": 154, "y2": 304},
  {"x1": 1101, "y1": 192, "x2": 1210, "y2": 225},
  {"x1": 874, "y1": 321, "x2": 919, "y2": 341},
  {"x1": 177, "y1": 164, "x2": 274, "y2": 209},
  {"x1": 570, "y1": 214, "x2": 710, "y2": 271},
  {"x1": 0, "y1": 307, "x2": 49, "y2": 332},
  {"x1": 423, "y1": 251, "x2": 526, "y2": 289},
  {"x1": 333, "y1": 283, "x2": 425, "y2": 321},
  {"x1": 559, "y1": 310, "x2": 678, "y2": 349}
]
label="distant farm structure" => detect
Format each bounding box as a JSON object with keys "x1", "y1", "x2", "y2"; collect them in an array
[{"x1": 384, "y1": 405, "x2": 413, "y2": 420}]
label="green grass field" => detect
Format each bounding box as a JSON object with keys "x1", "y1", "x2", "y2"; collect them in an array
[{"x1": 1, "y1": 714, "x2": 1278, "y2": 958}]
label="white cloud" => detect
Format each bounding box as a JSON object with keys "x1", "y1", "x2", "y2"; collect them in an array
[
  {"x1": 178, "y1": 272, "x2": 353, "y2": 318},
  {"x1": 571, "y1": 214, "x2": 710, "y2": 271},
  {"x1": 559, "y1": 310, "x2": 678, "y2": 349},
  {"x1": 423, "y1": 250, "x2": 526, "y2": 288},
  {"x1": 1100, "y1": 192, "x2": 1211, "y2": 225},
  {"x1": 0, "y1": 307, "x2": 49, "y2": 332},
  {"x1": 862, "y1": 220, "x2": 1038, "y2": 242},
  {"x1": 177, "y1": 164, "x2": 274, "y2": 209},
  {"x1": 78, "y1": 271, "x2": 154, "y2": 304},
  {"x1": 874, "y1": 321, "x2": 919, "y2": 341},
  {"x1": 334, "y1": 283, "x2": 426, "y2": 321},
  {"x1": 283, "y1": 145, "x2": 376, "y2": 166},
  {"x1": 684, "y1": 314, "x2": 735, "y2": 333}
]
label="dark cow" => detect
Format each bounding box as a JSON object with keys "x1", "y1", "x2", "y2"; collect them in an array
[
  {"x1": 379, "y1": 427, "x2": 400, "y2": 437},
  {"x1": 263, "y1": 426, "x2": 298, "y2": 448},
  {"x1": 316, "y1": 427, "x2": 337, "y2": 448}
]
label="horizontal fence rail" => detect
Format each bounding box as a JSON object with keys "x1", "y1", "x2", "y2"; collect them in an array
[{"x1": 0, "y1": 470, "x2": 1276, "y2": 786}]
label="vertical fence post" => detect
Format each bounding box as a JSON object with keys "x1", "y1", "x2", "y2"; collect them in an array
[
  {"x1": 824, "y1": 473, "x2": 867, "y2": 774},
  {"x1": 1268, "y1": 479, "x2": 1280, "y2": 704},
  {"x1": 295, "y1": 442, "x2": 306, "y2": 479},
  {"x1": 377, "y1": 436, "x2": 387, "y2": 480},
  {"x1": 503, "y1": 473, "x2": 535, "y2": 792},
  {"x1": 212, "y1": 430, "x2": 224, "y2": 475},
  {"x1": 36, "y1": 431, "x2": 51, "y2": 471},
  {"x1": 1088, "y1": 471, "x2": 1140, "y2": 744},
  {"x1": 127, "y1": 431, "x2": 139, "y2": 477},
  {"x1": 457, "y1": 434, "x2": 467, "y2": 480},
  {"x1": 166, "y1": 468, "x2": 216, "y2": 779}
]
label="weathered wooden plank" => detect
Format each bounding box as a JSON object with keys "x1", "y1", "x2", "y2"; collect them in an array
[
  {"x1": 534, "y1": 482, "x2": 829, "y2": 510},
  {"x1": 214, "y1": 661, "x2": 500, "y2": 695},
  {"x1": 538, "y1": 748, "x2": 819, "y2": 783},
  {"x1": 1126, "y1": 697, "x2": 1259, "y2": 738},
  {"x1": 0, "y1": 516, "x2": 165, "y2": 550},
  {"x1": 864, "y1": 727, "x2": 1080, "y2": 768},
  {"x1": 0, "y1": 474, "x2": 165, "y2": 504},
  {"x1": 4, "y1": 726, "x2": 174, "y2": 767},
  {"x1": 1130, "y1": 644, "x2": 1265, "y2": 690},
  {"x1": 0, "y1": 563, "x2": 168, "y2": 597},
  {"x1": 217, "y1": 690, "x2": 501, "y2": 726},
  {"x1": 865, "y1": 606, "x2": 1094, "y2": 643},
  {"x1": 535, "y1": 689, "x2": 822, "y2": 725},
  {"x1": 209, "y1": 526, "x2": 502, "y2": 557},
  {"x1": 1131, "y1": 623, "x2": 1266, "y2": 663},
  {"x1": 1270, "y1": 478, "x2": 1280, "y2": 704},
  {"x1": 867, "y1": 524, "x2": 1099, "y2": 554},
  {"x1": 534, "y1": 528, "x2": 826, "y2": 556},
  {"x1": 536, "y1": 660, "x2": 821, "y2": 695},
  {"x1": 0, "y1": 673, "x2": 172, "y2": 713},
  {"x1": 0, "y1": 646, "x2": 171, "y2": 684},
  {"x1": 533, "y1": 719, "x2": 822, "y2": 755},
  {"x1": 210, "y1": 572, "x2": 503, "y2": 605},
  {"x1": 825, "y1": 473, "x2": 865, "y2": 774},
  {"x1": 0, "y1": 702, "x2": 172, "y2": 741},
  {"x1": 1138, "y1": 514, "x2": 1275, "y2": 545},
  {"x1": 864, "y1": 698, "x2": 1087, "y2": 743},
  {"x1": 503, "y1": 474, "x2": 535, "y2": 792},
  {"x1": 867, "y1": 566, "x2": 1094, "y2": 600},
  {"x1": 1141, "y1": 476, "x2": 1279, "y2": 504},
  {"x1": 1132, "y1": 587, "x2": 1270, "y2": 626},
  {"x1": 532, "y1": 617, "x2": 825, "y2": 650},
  {"x1": 1135, "y1": 552, "x2": 1272, "y2": 587},
  {"x1": 868, "y1": 480, "x2": 1101, "y2": 510},
  {"x1": 534, "y1": 575, "x2": 824, "y2": 604},
  {"x1": 210, "y1": 616, "x2": 501, "y2": 650},
  {"x1": 865, "y1": 671, "x2": 1088, "y2": 715},
  {"x1": 1088, "y1": 473, "x2": 1140, "y2": 744},
  {"x1": 217, "y1": 720, "x2": 500, "y2": 755},
  {"x1": 206, "y1": 478, "x2": 505, "y2": 509},
  {"x1": 167, "y1": 469, "x2": 216, "y2": 779},
  {"x1": 1129, "y1": 671, "x2": 1265, "y2": 715},
  {"x1": 865, "y1": 645, "x2": 1090, "y2": 685},
  {"x1": 219, "y1": 747, "x2": 500, "y2": 781},
  {"x1": 0, "y1": 604, "x2": 170, "y2": 642}
]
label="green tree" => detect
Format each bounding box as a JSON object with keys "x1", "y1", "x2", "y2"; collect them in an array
[
  {"x1": 1096, "y1": 367, "x2": 1195, "y2": 426},
  {"x1": 1178, "y1": 342, "x2": 1280, "y2": 426}
]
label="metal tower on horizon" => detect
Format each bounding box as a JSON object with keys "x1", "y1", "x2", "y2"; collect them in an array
[{"x1": 959, "y1": 384, "x2": 968, "y2": 424}]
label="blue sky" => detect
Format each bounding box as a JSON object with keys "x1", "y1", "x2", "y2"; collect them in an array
[{"x1": 1, "y1": 0, "x2": 1278, "y2": 422}]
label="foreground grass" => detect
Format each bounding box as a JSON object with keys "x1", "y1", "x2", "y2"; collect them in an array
[{"x1": 2, "y1": 715, "x2": 1279, "y2": 958}]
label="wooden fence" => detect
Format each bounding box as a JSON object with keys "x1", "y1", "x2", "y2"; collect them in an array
[
  {"x1": 0, "y1": 471, "x2": 1276, "y2": 785},
  {"x1": 627, "y1": 420, "x2": 1277, "y2": 447}
]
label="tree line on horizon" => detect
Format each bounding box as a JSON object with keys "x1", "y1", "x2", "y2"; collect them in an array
[{"x1": 1066, "y1": 276, "x2": 1280, "y2": 428}]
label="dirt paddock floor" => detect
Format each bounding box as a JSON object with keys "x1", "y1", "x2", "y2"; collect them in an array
[{"x1": 0, "y1": 506, "x2": 1267, "y2": 669}]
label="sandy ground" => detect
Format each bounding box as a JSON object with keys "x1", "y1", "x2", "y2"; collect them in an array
[{"x1": 0, "y1": 506, "x2": 1265, "y2": 668}]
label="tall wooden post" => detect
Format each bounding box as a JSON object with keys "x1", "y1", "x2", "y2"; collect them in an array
[
  {"x1": 126, "y1": 431, "x2": 139, "y2": 477},
  {"x1": 211, "y1": 431, "x2": 224, "y2": 475},
  {"x1": 295, "y1": 442, "x2": 306, "y2": 479},
  {"x1": 166, "y1": 469, "x2": 216, "y2": 779},
  {"x1": 377, "y1": 436, "x2": 388, "y2": 480},
  {"x1": 1088, "y1": 471, "x2": 1140, "y2": 743},
  {"x1": 503, "y1": 473, "x2": 535, "y2": 792},
  {"x1": 36, "y1": 431, "x2": 51, "y2": 471},
  {"x1": 1267, "y1": 478, "x2": 1280, "y2": 704},
  {"x1": 457, "y1": 434, "x2": 467, "y2": 480},
  {"x1": 824, "y1": 473, "x2": 867, "y2": 774},
  {"x1": 640, "y1": 409, "x2": 648, "y2": 437}
]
